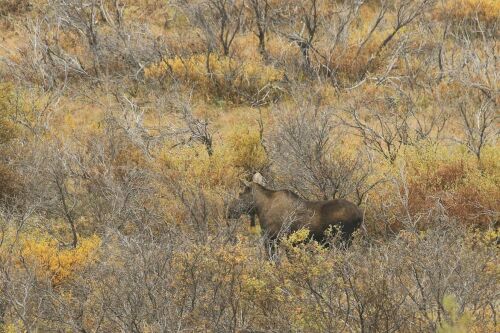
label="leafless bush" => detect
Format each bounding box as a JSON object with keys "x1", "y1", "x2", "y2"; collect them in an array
[
  {"x1": 178, "y1": 0, "x2": 245, "y2": 56},
  {"x1": 444, "y1": 26, "x2": 499, "y2": 161},
  {"x1": 7, "y1": 86, "x2": 60, "y2": 137},
  {"x1": 2, "y1": 18, "x2": 86, "y2": 90},
  {"x1": 166, "y1": 94, "x2": 214, "y2": 156},
  {"x1": 267, "y1": 0, "x2": 436, "y2": 85},
  {"x1": 266, "y1": 97, "x2": 380, "y2": 204},
  {"x1": 161, "y1": 171, "x2": 241, "y2": 245},
  {"x1": 11, "y1": 112, "x2": 161, "y2": 243},
  {"x1": 3, "y1": 0, "x2": 168, "y2": 88},
  {"x1": 341, "y1": 86, "x2": 448, "y2": 163},
  {"x1": 111, "y1": 89, "x2": 215, "y2": 156},
  {"x1": 456, "y1": 98, "x2": 497, "y2": 161},
  {"x1": 336, "y1": 224, "x2": 497, "y2": 332},
  {"x1": 1, "y1": 189, "x2": 497, "y2": 332},
  {"x1": 362, "y1": 0, "x2": 436, "y2": 72},
  {"x1": 15, "y1": 141, "x2": 83, "y2": 247},
  {"x1": 48, "y1": 0, "x2": 162, "y2": 78},
  {"x1": 84, "y1": 232, "x2": 180, "y2": 332},
  {"x1": 274, "y1": 0, "x2": 322, "y2": 73}
]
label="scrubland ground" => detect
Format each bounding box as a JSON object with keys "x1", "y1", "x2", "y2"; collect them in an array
[{"x1": 0, "y1": 0, "x2": 498, "y2": 332}]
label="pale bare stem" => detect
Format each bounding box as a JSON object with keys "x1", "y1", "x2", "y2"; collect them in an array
[
  {"x1": 8, "y1": 87, "x2": 61, "y2": 137},
  {"x1": 354, "y1": 0, "x2": 388, "y2": 59},
  {"x1": 393, "y1": 163, "x2": 419, "y2": 231},
  {"x1": 340, "y1": 107, "x2": 402, "y2": 163},
  {"x1": 105, "y1": 92, "x2": 155, "y2": 157},
  {"x1": 166, "y1": 93, "x2": 215, "y2": 156},
  {"x1": 362, "y1": 0, "x2": 436, "y2": 77},
  {"x1": 436, "y1": 22, "x2": 449, "y2": 81},
  {"x1": 392, "y1": 86, "x2": 448, "y2": 143},
  {"x1": 457, "y1": 100, "x2": 497, "y2": 161},
  {"x1": 446, "y1": 17, "x2": 498, "y2": 162},
  {"x1": 267, "y1": 99, "x2": 380, "y2": 203},
  {"x1": 274, "y1": 0, "x2": 320, "y2": 74},
  {"x1": 97, "y1": 0, "x2": 125, "y2": 27},
  {"x1": 249, "y1": 0, "x2": 271, "y2": 59},
  {"x1": 3, "y1": 0, "x2": 167, "y2": 87},
  {"x1": 180, "y1": 0, "x2": 244, "y2": 56},
  {"x1": 256, "y1": 108, "x2": 269, "y2": 157}
]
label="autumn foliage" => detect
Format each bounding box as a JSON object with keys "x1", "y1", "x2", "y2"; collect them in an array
[{"x1": 0, "y1": 0, "x2": 498, "y2": 331}]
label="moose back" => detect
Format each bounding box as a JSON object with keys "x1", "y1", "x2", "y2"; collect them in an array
[{"x1": 227, "y1": 173, "x2": 363, "y2": 244}]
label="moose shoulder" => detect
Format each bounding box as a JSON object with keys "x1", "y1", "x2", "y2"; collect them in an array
[{"x1": 227, "y1": 173, "x2": 363, "y2": 244}]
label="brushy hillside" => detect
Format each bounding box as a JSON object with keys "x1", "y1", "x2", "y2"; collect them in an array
[{"x1": 0, "y1": 0, "x2": 498, "y2": 332}]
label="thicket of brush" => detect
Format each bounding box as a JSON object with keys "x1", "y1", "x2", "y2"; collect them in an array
[{"x1": 0, "y1": 0, "x2": 498, "y2": 332}]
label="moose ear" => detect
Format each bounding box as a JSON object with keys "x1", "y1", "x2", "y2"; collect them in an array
[
  {"x1": 240, "y1": 179, "x2": 251, "y2": 187},
  {"x1": 252, "y1": 172, "x2": 265, "y2": 185}
]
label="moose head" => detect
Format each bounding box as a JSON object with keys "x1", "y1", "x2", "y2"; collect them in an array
[{"x1": 226, "y1": 173, "x2": 265, "y2": 224}]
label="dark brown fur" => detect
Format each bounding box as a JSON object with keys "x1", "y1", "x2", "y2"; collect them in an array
[{"x1": 227, "y1": 182, "x2": 363, "y2": 244}]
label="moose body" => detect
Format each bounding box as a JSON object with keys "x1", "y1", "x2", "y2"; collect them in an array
[{"x1": 227, "y1": 174, "x2": 363, "y2": 244}]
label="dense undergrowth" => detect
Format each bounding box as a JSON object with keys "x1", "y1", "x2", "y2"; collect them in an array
[{"x1": 0, "y1": 0, "x2": 498, "y2": 332}]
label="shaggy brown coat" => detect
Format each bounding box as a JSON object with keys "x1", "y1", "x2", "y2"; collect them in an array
[{"x1": 227, "y1": 175, "x2": 363, "y2": 243}]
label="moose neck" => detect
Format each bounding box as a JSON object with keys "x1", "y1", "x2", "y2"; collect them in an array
[{"x1": 251, "y1": 183, "x2": 271, "y2": 212}]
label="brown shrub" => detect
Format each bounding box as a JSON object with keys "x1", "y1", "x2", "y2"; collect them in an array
[
  {"x1": 0, "y1": 163, "x2": 22, "y2": 203},
  {"x1": 0, "y1": 0, "x2": 31, "y2": 17},
  {"x1": 406, "y1": 149, "x2": 498, "y2": 227}
]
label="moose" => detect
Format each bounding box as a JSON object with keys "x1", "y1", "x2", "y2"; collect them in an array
[{"x1": 227, "y1": 173, "x2": 363, "y2": 246}]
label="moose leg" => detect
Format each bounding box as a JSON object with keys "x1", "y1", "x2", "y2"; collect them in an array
[{"x1": 250, "y1": 212, "x2": 256, "y2": 227}]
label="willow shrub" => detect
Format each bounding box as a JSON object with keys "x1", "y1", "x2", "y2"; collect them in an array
[{"x1": 145, "y1": 54, "x2": 284, "y2": 104}]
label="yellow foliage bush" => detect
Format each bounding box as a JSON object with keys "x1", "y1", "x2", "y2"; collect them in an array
[
  {"x1": 158, "y1": 125, "x2": 268, "y2": 188},
  {"x1": 437, "y1": 294, "x2": 472, "y2": 333},
  {"x1": 435, "y1": 0, "x2": 500, "y2": 25},
  {"x1": 0, "y1": 83, "x2": 17, "y2": 145},
  {"x1": 226, "y1": 126, "x2": 268, "y2": 173},
  {"x1": 20, "y1": 234, "x2": 101, "y2": 286},
  {"x1": 0, "y1": 83, "x2": 23, "y2": 202},
  {"x1": 283, "y1": 228, "x2": 311, "y2": 246},
  {"x1": 145, "y1": 54, "x2": 284, "y2": 103},
  {"x1": 0, "y1": 321, "x2": 24, "y2": 333},
  {"x1": 158, "y1": 145, "x2": 240, "y2": 188}
]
